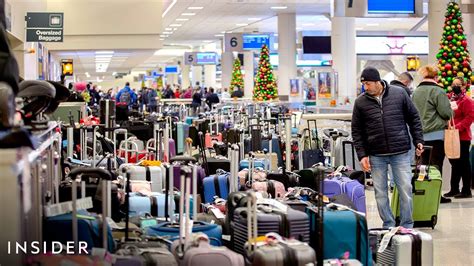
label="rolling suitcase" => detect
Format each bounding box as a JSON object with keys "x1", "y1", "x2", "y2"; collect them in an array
[
  {"x1": 369, "y1": 228, "x2": 433, "y2": 266},
  {"x1": 146, "y1": 165, "x2": 222, "y2": 246},
  {"x1": 262, "y1": 135, "x2": 283, "y2": 167},
  {"x1": 391, "y1": 146, "x2": 441, "y2": 228},
  {"x1": 128, "y1": 192, "x2": 176, "y2": 217},
  {"x1": 242, "y1": 192, "x2": 315, "y2": 266},
  {"x1": 119, "y1": 164, "x2": 164, "y2": 193},
  {"x1": 176, "y1": 122, "x2": 190, "y2": 154},
  {"x1": 203, "y1": 171, "x2": 230, "y2": 203},
  {"x1": 324, "y1": 174, "x2": 366, "y2": 214},
  {"x1": 231, "y1": 199, "x2": 310, "y2": 255}
]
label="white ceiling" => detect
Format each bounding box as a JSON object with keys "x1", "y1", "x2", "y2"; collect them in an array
[{"x1": 52, "y1": 0, "x2": 429, "y2": 82}]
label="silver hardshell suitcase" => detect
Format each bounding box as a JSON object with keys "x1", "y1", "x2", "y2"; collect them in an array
[{"x1": 369, "y1": 229, "x2": 433, "y2": 266}]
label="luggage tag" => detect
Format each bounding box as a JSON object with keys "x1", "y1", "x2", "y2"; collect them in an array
[
  {"x1": 378, "y1": 226, "x2": 400, "y2": 253},
  {"x1": 418, "y1": 165, "x2": 427, "y2": 181}
]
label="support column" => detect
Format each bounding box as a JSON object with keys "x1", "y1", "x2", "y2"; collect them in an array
[
  {"x1": 277, "y1": 13, "x2": 297, "y2": 101},
  {"x1": 204, "y1": 65, "x2": 217, "y2": 88},
  {"x1": 243, "y1": 52, "x2": 254, "y2": 97},
  {"x1": 192, "y1": 65, "x2": 203, "y2": 87},
  {"x1": 221, "y1": 52, "x2": 234, "y2": 90},
  {"x1": 332, "y1": 16, "x2": 356, "y2": 102},
  {"x1": 429, "y1": 0, "x2": 451, "y2": 65},
  {"x1": 181, "y1": 64, "x2": 191, "y2": 89}
]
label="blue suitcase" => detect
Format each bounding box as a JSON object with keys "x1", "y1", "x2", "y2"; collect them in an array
[
  {"x1": 262, "y1": 136, "x2": 283, "y2": 167},
  {"x1": 185, "y1": 116, "x2": 197, "y2": 125},
  {"x1": 145, "y1": 221, "x2": 222, "y2": 246},
  {"x1": 176, "y1": 122, "x2": 190, "y2": 154},
  {"x1": 44, "y1": 210, "x2": 115, "y2": 253},
  {"x1": 239, "y1": 159, "x2": 268, "y2": 171},
  {"x1": 203, "y1": 173, "x2": 230, "y2": 203},
  {"x1": 129, "y1": 192, "x2": 175, "y2": 218}
]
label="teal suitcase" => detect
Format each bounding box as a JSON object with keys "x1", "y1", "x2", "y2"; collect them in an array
[{"x1": 391, "y1": 166, "x2": 442, "y2": 229}]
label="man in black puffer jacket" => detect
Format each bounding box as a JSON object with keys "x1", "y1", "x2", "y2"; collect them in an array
[{"x1": 352, "y1": 67, "x2": 424, "y2": 229}]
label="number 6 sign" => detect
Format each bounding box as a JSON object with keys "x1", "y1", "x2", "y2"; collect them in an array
[{"x1": 224, "y1": 33, "x2": 243, "y2": 52}]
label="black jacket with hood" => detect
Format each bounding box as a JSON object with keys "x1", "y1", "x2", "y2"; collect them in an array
[{"x1": 351, "y1": 80, "x2": 424, "y2": 160}]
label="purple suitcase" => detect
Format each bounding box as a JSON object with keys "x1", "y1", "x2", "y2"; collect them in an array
[
  {"x1": 324, "y1": 176, "x2": 366, "y2": 213},
  {"x1": 169, "y1": 138, "x2": 176, "y2": 158}
]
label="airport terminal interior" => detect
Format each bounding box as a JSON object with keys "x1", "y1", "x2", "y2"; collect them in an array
[{"x1": 1, "y1": 0, "x2": 474, "y2": 265}]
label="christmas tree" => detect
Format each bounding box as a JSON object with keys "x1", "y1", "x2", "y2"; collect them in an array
[
  {"x1": 253, "y1": 44, "x2": 278, "y2": 101},
  {"x1": 230, "y1": 57, "x2": 243, "y2": 93},
  {"x1": 436, "y1": 1, "x2": 472, "y2": 94}
]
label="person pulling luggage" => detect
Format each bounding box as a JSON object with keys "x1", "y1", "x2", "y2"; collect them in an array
[{"x1": 352, "y1": 67, "x2": 424, "y2": 229}]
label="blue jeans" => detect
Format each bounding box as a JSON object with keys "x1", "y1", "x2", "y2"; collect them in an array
[{"x1": 370, "y1": 152, "x2": 413, "y2": 228}]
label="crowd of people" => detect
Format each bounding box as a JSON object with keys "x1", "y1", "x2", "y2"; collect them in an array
[
  {"x1": 353, "y1": 64, "x2": 474, "y2": 229},
  {"x1": 66, "y1": 81, "x2": 246, "y2": 113}
]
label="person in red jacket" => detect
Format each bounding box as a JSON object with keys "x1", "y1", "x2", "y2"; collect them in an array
[{"x1": 445, "y1": 77, "x2": 474, "y2": 198}]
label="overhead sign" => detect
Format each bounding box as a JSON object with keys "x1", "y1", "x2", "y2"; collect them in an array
[
  {"x1": 165, "y1": 66, "x2": 179, "y2": 74},
  {"x1": 184, "y1": 52, "x2": 217, "y2": 65},
  {"x1": 184, "y1": 52, "x2": 196, "y2": 65},
  {"x1": 224, "y1": 33, "x2": 243, "y2": 52},
  {"x1": 25, "y1": 12, "x2": 64, "y2": 42},
  {"x1": 356, "y1": 36, "x2": 428, "y2": 55},
  {"x1": 196, "y1": 52, "x2": 217, "y2": 65},
  {"x1": 243, "y1": 34, "x2": 271, "y2": 50}
]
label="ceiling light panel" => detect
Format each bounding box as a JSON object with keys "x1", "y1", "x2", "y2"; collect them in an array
[
  {"x1": 169, "y1": 24, "x2": 182, "y2": 27},
  {"x1": 187, "y1": 6, "x2": 203, "y2": 10},
  {"x1": 176, "y1": 18, "x2": 189, "y2": 21},
  {"x1": 270, "y1": 6, "x2": 287, "y2": 10},
  {"x1": 181, "y1": 13, "x2": 196, "y2": 16}
]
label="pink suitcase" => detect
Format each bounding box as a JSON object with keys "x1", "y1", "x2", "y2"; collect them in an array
[
  {"x1": 252, "y1": 180, "x2": 286, "y2": 199},
  {"x1": 205, "y1": 132, "x2": 223, "y2": 148}
]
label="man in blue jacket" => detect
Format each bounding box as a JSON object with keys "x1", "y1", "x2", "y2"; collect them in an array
[
  {"x1": 352, "y1": 67, "x2": 424, "y2": 229},
  {"x1": 116, "y1": 82, "x2": 137, "y2": 107}
]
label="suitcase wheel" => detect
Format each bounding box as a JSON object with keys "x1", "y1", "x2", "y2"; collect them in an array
[{"x1": 431, "y1": 215, "x2": 437, "y2": 229}]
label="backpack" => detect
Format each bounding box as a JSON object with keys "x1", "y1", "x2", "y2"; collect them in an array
[{"x1": 119, "y1": 90, "x2": 132, "y2": 105}]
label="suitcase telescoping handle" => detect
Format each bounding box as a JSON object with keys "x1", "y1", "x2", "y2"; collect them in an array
[
  {"x1": 177, "y1": 165, "x2": 193, "y2": 258},
  {"x1": 246, "y1": 191, "x2": 257, "y2": 254},
  {"x1": 315, "y1": 165, "x2": 325, "y2": 266},
  {"x1": 411, "y1": 145, "x2": 433, "y2": 193},
  {"x1": 113, "y1": 128, "x2": 128, "y2": 169}
]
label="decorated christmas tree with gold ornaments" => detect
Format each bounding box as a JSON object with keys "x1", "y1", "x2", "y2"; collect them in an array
[
  {"x1": 436, "y1": 1, "x2": 472, "y2": 96},
  {"x1": 253, "y1": 44, "x2": 278, "y2": 101},
  {"x1": 230, "y1": 57, "x2": 244, "y2": 93}
]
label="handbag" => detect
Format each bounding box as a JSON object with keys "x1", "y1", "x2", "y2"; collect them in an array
[
  {"x1": 445, "y1": 118, "x2": 460, "y2": 159},
  {"x1": 302, "y1": 120, "x2": 325, "y2": 168}
]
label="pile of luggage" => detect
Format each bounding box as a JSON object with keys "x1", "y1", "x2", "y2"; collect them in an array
[{"x1": 30, "y1": 101, "x2": 436, "y2": 266}]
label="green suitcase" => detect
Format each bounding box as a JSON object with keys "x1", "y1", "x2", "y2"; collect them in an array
[{"x1": 391, "y1": 166, "x2": 442, "y2": 229}]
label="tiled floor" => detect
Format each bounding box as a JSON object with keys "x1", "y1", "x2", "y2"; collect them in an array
[{"x1": 365, "y1": 187, "x2": 474, "y2": 265}]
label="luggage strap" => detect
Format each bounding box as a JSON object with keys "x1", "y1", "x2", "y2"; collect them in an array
[
  {"x1": 145, "y1": 166, "x2": 151, "y2": 182},
  {"x1": 267, "y1": 180, "x2": 276, "y2": 198},
  {"x1": 213, "y1": 175, "x2": 222, "y2": 197},
  {"x1": 150, "y1": 196, "x2": 158, "y2": 217},
  {"x1": 407, "y1": 232, "x2": 422, "y2": 266}
]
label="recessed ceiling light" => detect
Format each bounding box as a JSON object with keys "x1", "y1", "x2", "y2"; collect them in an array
[
  {"x1": 248, "y1": 18, "x2": 260, "y2": 21},
  {"x1": 236, "y1": 23, "x2": 248, "y2": 26},
  {"x1": 173, "y1": 28, "x2": 179, "y2": 31},
  {"x1": 227, "y1": 31, "x2": 233, "y2": 33},
  {"x1": 169, "y1": 24, "x2": 182, "y2": 27},
  {"x1": 203, "y1": 40, "x2": 213, "y2": 43},
  {"x1": 181, "y1": 13, "x2": 196, "y2": 16},
  {"x1": 95, "y1": 54, "x2": 113, "y2": 58},
  {"x1": 160, "y1": 35, "x2": 168, "y2": 38},
  {"x1": 160, "y1": 38, "x2": 165, "y2": 41},
  {"x1": 270, "y1": 6, "x2": 287, "y2": 10},
  {"x1": 215, "y1": 34, "x2": 224, "y2": 37},
  {"x1": 176, "y1": 18, "x2": 189, "y2": 21},
  {"x1": 95, "y1": 51, "x2": 114, "y2": 54},
  {"x1": 165, "y1": 28, "x2": 172, "y2": 31},
  {"x1": 220, "y1": 31, "x2": 226, "y2": 34},
  {"x1": 163, "y1": 31, "x2": 173, "y2": 34},
  {"x1": 187, "y1": 6, "x2": 203, "y2": 10},
  {"x1": 367, "y1": 23, "x2": 379, "y2": 26}
]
